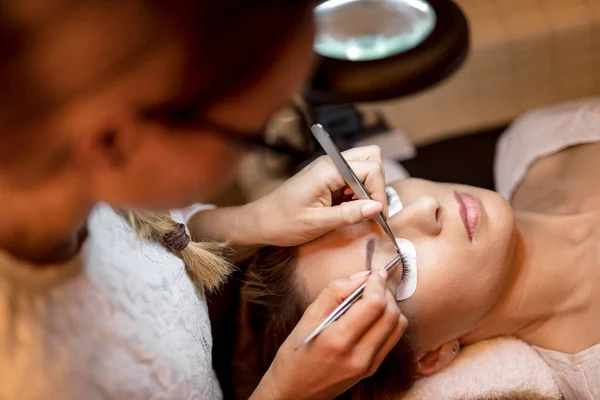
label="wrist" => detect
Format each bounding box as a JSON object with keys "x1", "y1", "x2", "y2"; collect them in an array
[
  {"x1": 230, "y1": 201, "x2": 269, "y2": 247},
  {"x1": 242, "y1": 197, "x2": 277, "y2": 246},
  {"x1": 250, "y1": 367, "x2": 289, "y2": 400}
]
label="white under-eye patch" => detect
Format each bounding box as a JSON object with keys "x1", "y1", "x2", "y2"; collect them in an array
[
  {"x1": 386, "y1": 186, "x2": 403, "y2": 217},
  {"x1": 396, "y1": 238, "x2": 417, "y2": 301}
]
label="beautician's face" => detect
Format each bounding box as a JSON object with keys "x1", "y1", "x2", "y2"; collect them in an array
[
  {"x1": 96, "y1": 16, "x2": 316, "y2": 208},
  {"x1": 21, "y1": 5, "x2": 316, "y2": 209},
  {"x1": 294, "y1": 178, "x2": 516, "y2": 352}
]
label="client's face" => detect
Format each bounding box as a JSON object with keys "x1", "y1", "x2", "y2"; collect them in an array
[{"x1": 294, "y1": 178, "x2": 516, "y2": 352}]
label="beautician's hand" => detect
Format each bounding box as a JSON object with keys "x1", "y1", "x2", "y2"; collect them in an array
[
  {"x1": 188, "y1": 145, "x2": 387, "y2": 248},
  {"x1": 250, "y1": 269, "x2": 407, "y2": 400},
  {"x1": 250, "y1": 145, "x2": 388, "y2": 246}
]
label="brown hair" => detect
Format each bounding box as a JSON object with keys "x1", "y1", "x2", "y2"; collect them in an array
[
  {"x1": 123, "y1": 209, "x2": 233, "y2": 292},
  {"x1": 242, "y1": 245, "x2": 417, "y2": 400}
]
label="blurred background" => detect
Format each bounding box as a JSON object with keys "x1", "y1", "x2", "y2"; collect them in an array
[{"x1": 210, "y1": 0, "x2": 600, "y2": 207}]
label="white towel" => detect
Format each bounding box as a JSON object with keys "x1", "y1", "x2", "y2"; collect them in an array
[{"x1": 384, "y1": 157, "x2": 410, "y2": 183}]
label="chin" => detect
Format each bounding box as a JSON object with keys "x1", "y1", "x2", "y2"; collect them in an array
[
  {"x1": 160, "y1": 173, "x2": 235, "y2": 208},
  {"x1": 123, "y1": 188, "x2": 209, "y2": 210},
  {"x1": 481, "y1": 189, "x2": 516, "y2": 243}
]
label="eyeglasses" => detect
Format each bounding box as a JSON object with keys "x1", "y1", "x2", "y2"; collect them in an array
[{"x1": 139, "y1": 102, "x2": 315, "y2": 165}]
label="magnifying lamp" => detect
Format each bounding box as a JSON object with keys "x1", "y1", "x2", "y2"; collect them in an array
[
  {"x1": 305, "y1": 0, "x2": 469, "y2": 104},
  {"x1": 314, "y1": 0, "x2": 436, "y2": 61}
]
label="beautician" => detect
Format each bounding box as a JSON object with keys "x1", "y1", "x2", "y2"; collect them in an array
[{"x1": 0, "y1": 1, "x2": 407, "y2": 399}]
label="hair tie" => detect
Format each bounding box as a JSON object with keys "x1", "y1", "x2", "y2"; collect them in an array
[{"x1": 163, "y1": 223, "x2": 190, "y2": 252}]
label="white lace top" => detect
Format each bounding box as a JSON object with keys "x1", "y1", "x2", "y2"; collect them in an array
[
  {"x1": 495, "y1": 96, "x2": 600, "y2": 400},
  {"x1": 0, "y1": 203, "x2": 222, "y2": 400}
]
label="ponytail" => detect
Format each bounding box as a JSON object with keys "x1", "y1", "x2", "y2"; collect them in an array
[{"x1": 121, "y1": 209, "x2": 233, "y2": 292}]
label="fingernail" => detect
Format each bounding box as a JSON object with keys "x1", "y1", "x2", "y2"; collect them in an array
[
  {"x1": 350, "y1": 271, "x2": 371, "y2": 280},
  {"x1": 379, "y1": 268, "x2": 388, "y2": 279},
  {"x1": 361, "y1": 201, "x2": 383, "y2": 217}
]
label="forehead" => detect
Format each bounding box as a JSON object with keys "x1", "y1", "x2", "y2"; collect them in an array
[
  {"x1": 296, "y1": 221, "x2": 378, "y2": 299},
  {"x1": 28, "y1": 3, "x2": 171, "y2": 102}
]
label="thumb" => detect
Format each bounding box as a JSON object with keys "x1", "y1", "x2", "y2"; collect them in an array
[{"x1": 316, "y1": 200, "x2": 384, "y2": 230}]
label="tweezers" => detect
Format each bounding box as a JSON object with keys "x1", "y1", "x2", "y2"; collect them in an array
[
  {"x1": 310, "y1": 123, "x2": 401, "y2": 253},
  {"x1": 296, "y1": 254, "x2": 402, "y2": 348},
  {"x1": 296, "y1": 124, "x2": 402, "y2": 348}
]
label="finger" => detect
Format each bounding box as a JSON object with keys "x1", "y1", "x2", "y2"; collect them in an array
[
  {"x1": 316, "y1": 199, "x2": 383, "y2": 229},
  {"x1": 317, "y1": 159, "x2": 383, "y2": 190},
  {"x1": 309, "y1": 157, "x2": 388, "y2": 222},
  {"x1": 312, "y1": 170, "x2": 388, "y2": 232},
  {"x1": 320, "y1": 160, "x2": 386, "y2": 208},
  {"x1": 365, "y1": 312, "x2": 408, "y2": 377},
  {"x1": 352, "y1": 290, "x2": 404, "y2": 375},
  {"x1": 312, "y1": 157, "x2": 387, "y2": 207},
  {"x1": 300, "y1": 275, "x2": 370, "y2": 326},
  {"x1": 342, "y1": 145, "x2": 385, "y2": 194},
  {"x1": 346, "y1": 160, "x2": 388, "y2": 218},
  {"x1": 323, "y1": 267, "x2": 389, "y2": 346},
  {"x1": 341, "y1": 145, "x2": 383, "y2": 164}
]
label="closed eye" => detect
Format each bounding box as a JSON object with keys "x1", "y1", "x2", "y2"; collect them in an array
[
  {"x1": 366, "y1": 236, "x2": 409, "y2": 283},
  {"x1": 399, "y1": 252, "x2": 410, "y2": 282}
]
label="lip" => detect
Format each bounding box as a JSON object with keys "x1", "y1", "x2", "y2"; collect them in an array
[{"x1": 454, "y1": 191, "x2": 481, "y2": 240}]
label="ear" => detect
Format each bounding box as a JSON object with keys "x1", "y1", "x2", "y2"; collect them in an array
[
  {"x1": 77, "y1": 112, "x2": 142, "y2": 170},
  {"x1": 414, "y1": 340, "x2": 460, "y2": 376}
]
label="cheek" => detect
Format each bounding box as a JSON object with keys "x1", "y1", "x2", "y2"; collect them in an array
[
  {"x1": 429, "y1": 188, "x2": 516, "y2": 308},
  {"x1": 408, "y1": 241, "x2": 495, "y2": 342},
  {"x1": 416, "y1": 242, "x2": 471, "y2": 308},
  {"x1": 182, "y1": 139, "x2": 243, "y2": 198},
  {"x1": 133, "y1": 136, "x2": 244, "y2": 207},
  {"x1": 412, "y1": 224, "x2": 516, "y2": 344}
]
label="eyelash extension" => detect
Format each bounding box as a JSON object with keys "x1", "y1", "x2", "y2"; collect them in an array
[{"x1": 399, "y1": 252, "x2": 410, "y2": 283}]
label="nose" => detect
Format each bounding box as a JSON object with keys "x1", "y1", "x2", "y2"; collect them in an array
[{"x1": 389, "y1": 196, "x2": 441, "y2": 237}]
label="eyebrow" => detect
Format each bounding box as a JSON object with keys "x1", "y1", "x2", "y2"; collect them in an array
[{"x1": 365, "y1": 237, "x2": 376, "y2": 271}]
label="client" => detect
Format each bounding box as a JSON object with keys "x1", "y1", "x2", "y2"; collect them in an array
[{"x1": 241, "y1": 98, "x2": 600, "y2": 400}]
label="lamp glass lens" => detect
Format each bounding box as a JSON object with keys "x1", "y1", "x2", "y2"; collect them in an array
[{"x1": 314, "y1": 0, "x2": 436, "y2": 61}]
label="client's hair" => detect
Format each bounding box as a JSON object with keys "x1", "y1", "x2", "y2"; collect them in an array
[{"x1": 242, "y1": 246, "x2": 417, "y2": 400}]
